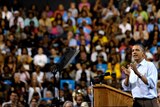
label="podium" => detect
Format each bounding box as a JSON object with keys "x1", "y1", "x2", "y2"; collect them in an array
[{"x1": 93, "y1": 84, "x2": 133, "y2": 107}]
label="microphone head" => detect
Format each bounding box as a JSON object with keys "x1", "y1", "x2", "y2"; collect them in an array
[
  {"x1": 104, "y1": 72, "x2": 110, "y2": 76},
  {"x1": 92, "y1": 72, "x2": 111, "y2": 84}
]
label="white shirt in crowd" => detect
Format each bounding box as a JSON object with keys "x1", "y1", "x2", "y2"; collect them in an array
[
  {"x1": 2, "y1": 11, "x2": 13, "y2": 21},
  {"x1": 75, "y1": 69, "x2": 91, "y2": 83},
  {"x1": 33, "y1": 54, "x2": 48, "y2": 67},
  {"x1": 119, "y1": 23, "x2": 132, "y2": 34}
]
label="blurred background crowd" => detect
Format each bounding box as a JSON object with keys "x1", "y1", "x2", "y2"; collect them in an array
[{"x1": 0, "y1": 0, "x2": 160, "y2": 106}]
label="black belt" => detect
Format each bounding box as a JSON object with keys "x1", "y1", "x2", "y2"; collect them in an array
[{"x1": 134, "y1": 97, "x2": 156, "y2": 101}]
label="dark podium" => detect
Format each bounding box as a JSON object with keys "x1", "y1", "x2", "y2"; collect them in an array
[{"x1": 93, "y1": 84, "x2": 133, "y2": 107}]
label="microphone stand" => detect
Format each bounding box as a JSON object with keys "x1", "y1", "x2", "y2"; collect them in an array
[
  {"x1": 46, "y1": 63, "x2": 60, "y2": 106},
  {"x1": 49, "y1": 47, "x2": 79, "y2": 106}
]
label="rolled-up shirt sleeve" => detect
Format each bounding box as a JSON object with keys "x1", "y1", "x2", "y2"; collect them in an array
[
  {"x1": 121, "y1": 79, "x2": 131, "y2": 91},
  {"x1": 146, "y1": 63, "x2": 158, "y2": 89}
]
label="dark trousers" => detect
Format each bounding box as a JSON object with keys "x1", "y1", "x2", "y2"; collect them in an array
[{"x1": 133, "y1": 98, "x2": 159, "y2": 107}]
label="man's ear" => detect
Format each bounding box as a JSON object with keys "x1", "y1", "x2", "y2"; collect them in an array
[{"x1": 142, "y1": 52, "x2": 146, "y2": 58}]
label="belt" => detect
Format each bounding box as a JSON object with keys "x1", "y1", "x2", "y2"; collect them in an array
[{"x1": 134, "y1": 97, "x2": 156, "y2": 101}]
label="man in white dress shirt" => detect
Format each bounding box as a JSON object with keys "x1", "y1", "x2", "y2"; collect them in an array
[{"x1": 121, "y1": 44, "x2": 159, "y2": 107}]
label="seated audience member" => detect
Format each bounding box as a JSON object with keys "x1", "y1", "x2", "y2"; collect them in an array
[
  {"x1": 84, "y1": 86, "x2": 93, "y2": 107},
  {"x1": 32, "y1": 65, "x2": 44, "y2": 84},
  {"x1": 41, "y1": 90, "x2": 54, "y2": 101},
  {"x1": 19, "y1": 65, "x2": 30, "y2": 84},
  {"x1": 68, "y1": 2, "x2": 78, "y2": 18},
  {"x1": 2, "y1": 91, "x2": 18, "y2": 107},
  {"x1": 11, "y1": 73, "x2": 26, "y2": 102},
  {"x1": 33, "y1": 47, "x2": 48, "y2": 68},
  {"x1": 81, "y1": 101, "x2": 89, "y2": 107},
  {"x1": 28, "y1": 73, "x2": 42, "y2": 104},
  {"x1": 62, "y1": 82, "x2": 73, "y2": 101},
  {"x1": 74, "y1": 94, "x2": 84, "y2": 107},
  {"x1": 17, "y1": 47, "x2": 32, "y2": 66},
  {"x1": 1, "y1": 65, "x2": 13, "y2": 101},
  {"x1": 29, "y1": 98, "x2": 38, "y2": 107},
  {"x1": 75, "y1": 63, "x2": 91, "y2": 85},
  {"x1": 63, "y1": 100, "x2": 74, "y2": 107},
  {"x1": 43, "y1": 74, "x2": 59, "y2": 99},
  {"x1": 78, "y1": 0, "x2": 90, "y2": 12}
]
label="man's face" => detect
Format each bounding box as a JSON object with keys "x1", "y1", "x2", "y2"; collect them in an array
[
  {"x1": 76, "y1": 96, "x2": 83, "y2": 105},
  {"x1": 65, "y1": 103, "x2": 73, "y2": 107},
  {"x1": 30, "y1": 99, "x2": 37, "y2": 107},
  {"x1": 14, "y1": 75, "x2": 20, "y2": 82},
  {"x1": 46, "y1": 91, "x2": 52, "y2": 98},
  {"x1": 132, "y1": 45, "x2": 144, "y2": 62},
  {"x1": 10, "y1": 93, "x2": 18, "y2": 102},
  {"x1": 38, "y1": 48, "x2": 43, "y2": 54}
]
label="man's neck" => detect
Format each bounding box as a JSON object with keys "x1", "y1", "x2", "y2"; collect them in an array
[{"x1": 136, "y1": 58, "x2": 144, "y2": 64}]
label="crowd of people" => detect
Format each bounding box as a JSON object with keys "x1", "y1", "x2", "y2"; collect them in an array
[{"x1": 0, "y1": 0, "x2": 160, "y2": 106}]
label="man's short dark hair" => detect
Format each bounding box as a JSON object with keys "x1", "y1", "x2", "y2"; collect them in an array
[{"x1": 134, "y1": 44, "x2": 145, "y2": 52}]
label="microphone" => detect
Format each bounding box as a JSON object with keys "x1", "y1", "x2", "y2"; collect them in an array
[{"x1": 93, "y1": 72, "x2": 110, "y2": 84}]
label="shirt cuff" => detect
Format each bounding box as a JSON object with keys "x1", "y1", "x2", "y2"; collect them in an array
[
  {"x1": 121, "y1": 79, "x2": 131, "y2": 91},
  {"x1": 146, "y1": 77, "x2": 155, "y2": 89}
]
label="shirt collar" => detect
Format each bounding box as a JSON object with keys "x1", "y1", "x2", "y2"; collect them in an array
[{"x1": 139, "y1": 59, "x2": 146, "y2": 66}]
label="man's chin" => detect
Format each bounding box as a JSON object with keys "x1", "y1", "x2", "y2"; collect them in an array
[
  {"x1": 133, "y1": 57, "x2": 143, "y2": 63},
  {"x1": 133, "y1": 58, "x2": 139, "y2": 61}
]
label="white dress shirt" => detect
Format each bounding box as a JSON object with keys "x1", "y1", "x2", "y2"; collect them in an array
[{"x1": 122, "y1": 59, "x2": 158, "y2": 99}]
